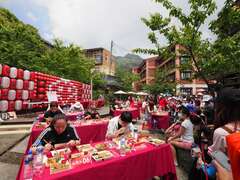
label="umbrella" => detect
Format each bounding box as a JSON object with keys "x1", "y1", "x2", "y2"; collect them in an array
[
  {"x1": 136, "y1": 92, "x2": 148, "y2": 96},
  {"x1": 127, "y1": 91, "x2": 136, "y2": 95},
  {"x1": 114, "y1": 90, "x2": 127, "y2": 95},
  {"x1": 197, "y1": 92, "x2": 203, "y2": 96}
]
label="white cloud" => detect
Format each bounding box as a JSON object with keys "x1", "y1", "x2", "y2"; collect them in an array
[
  {"x1": 33, "y1": 0, "x2": 225, "y2": 57},
  {"x1": 26, "y1": 11, "x2": 38, "y2": 22}
]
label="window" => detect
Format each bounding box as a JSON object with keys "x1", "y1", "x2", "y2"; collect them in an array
[
  {"x1": 148, "y1": 70, "x2": 155, "y2": 77},
  {"x1": 180, "y1": 55, "x2": 190, "y2": 65},
  {"x1": 95, "y1": 55, "x2": 103, "y2": 64},
  {"x1": 95, "y1": 66, "x2": 100, "y2": 72},
  {"x1": 181, "y1": 71, "x2": 192, "y2": 80},
  {"x1": 180, "y1": 88, "x2": 192, "y2": 95},
  {"x1": 166, "y1": 59, "x2": 175, "y2": 69},
  {"x1": 167, "y1": 73, "x2": 175, "y2": 82}
]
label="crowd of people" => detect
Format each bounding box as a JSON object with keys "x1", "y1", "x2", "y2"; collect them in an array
[
  {"x1": 139, "y1": 88, "x2": 238, "y2": 180},
  {"x1": 110, "y1": 88, "x2": 239, "y2": 180},
  {"x1": 30, "y1": 87, "x2": 240, "y2": 180}
]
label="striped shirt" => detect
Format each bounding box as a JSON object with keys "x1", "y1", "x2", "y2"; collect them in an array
[{"x1": 32, "y1": 125, "x2": 80, "y2": 147}]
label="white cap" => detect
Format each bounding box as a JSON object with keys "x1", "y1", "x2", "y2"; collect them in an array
[
  {"x1": 202, "y1": 95, "x2": 212, "y2": 102},
  {"x1": 74, "y1": 102, "x2": 82, "y2": 108}
]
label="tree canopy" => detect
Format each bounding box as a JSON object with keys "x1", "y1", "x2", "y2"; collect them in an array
[
  {"x1": 143, "y1": 68, "x2": 176, "y2": 95},
  {"x1": 0, "y1": 8, "x2": 103, "y2": 85},
  {"x1": 115, "y1": 65, "x2": 140, "y2": 91},
  {"x1": 134, "y1": 0, "x2": 240, "y2": 87}
]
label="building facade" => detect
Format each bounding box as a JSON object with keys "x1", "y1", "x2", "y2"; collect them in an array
[
  {"x1": 132, "y1": 56, "x2": 159, "y2": 91},
  {"x1": 132, "y1": 45, "x2": 208, "y2": 95},
  {"x1": 84, "y1": 48, "x2": 116, "y2": 76}
]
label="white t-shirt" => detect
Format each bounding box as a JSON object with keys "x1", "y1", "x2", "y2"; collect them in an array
[
  {"x1": 181, "y1": 119, "x2": 194, "y2": 143},
  {"x1": 106, "y1": 116, "x2": 134, "y2": 137},
  {"x1": 208, "y1": 127, "x2": 229, "y2": 154},
  {"x1": 208, "y1": 124, "x2": 240, "y2": 155}
]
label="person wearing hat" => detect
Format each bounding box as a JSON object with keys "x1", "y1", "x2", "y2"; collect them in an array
[
  {"x1": 106, "y1": 111, "x2": 134, "y2": 139},
  {"x1": 69, "y1": 101, "x2": 84, "y2": 113},
  {"x1": 44, "y1": 101, "x2": 63, "y2": 125}
]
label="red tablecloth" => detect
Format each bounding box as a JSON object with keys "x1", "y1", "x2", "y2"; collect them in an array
[
  {"x1": 29, "y1": 120, "x2": 109, "y2": 148},
  {"x1": 151, "y1": 112, "x2": 170, "y2": 130},
  {"x1": 17, "y1": 143, "x2": 176, "y2": 180},
  {"x1": 96, "y1": 99, "x2": 105, "y2": 108},
  {"x1": 81, "y1": 101, "x2": 90, "y2": 109},
  {"x1": 113, "y1": 108, "x2": 140, "y2": 119},
  {"x1": 38, "y1": 112, "x2": 84, "y2": 122}
]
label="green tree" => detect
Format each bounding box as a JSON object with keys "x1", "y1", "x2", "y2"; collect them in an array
[
  {"x1": 134, "y1": 0, "x2": 240, "y2": 84},
  {"x1": 134, "y1": 0, "x2": 217, "y2": 86},
  {"x1": 142, "y1": 68, "x2": 176, "y2": 95},
  {"x1": 41, "y1": 39, "x2": 95, "y2": 83},
  {"x1": 0, "y1": 8, "x2": 47, "y2": 70},
  {"x1": 91, "y1": 72, "x2": 106, "y2": 99},
  {"x1": 203, "y1": 0, "x2": 240, "y2": 79},
  {"x1": 0, "y1": 8, "x2": 98, "y2": 85},
  {"x1": 115, "y1": 66, "x2": 140, "y2": 91}
]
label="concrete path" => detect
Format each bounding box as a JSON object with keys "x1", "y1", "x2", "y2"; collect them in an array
[{"x1": 0, "y1": 162, "x2": 19, "y2": 180}]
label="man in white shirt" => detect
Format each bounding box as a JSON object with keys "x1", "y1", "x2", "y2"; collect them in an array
[{"x1": 106, "y1": 111, "x2": 134, "y2": 139}]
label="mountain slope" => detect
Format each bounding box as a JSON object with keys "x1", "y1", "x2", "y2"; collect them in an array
[{"x1": 115, "y1": 53, "x2": 143, "y2": 70}]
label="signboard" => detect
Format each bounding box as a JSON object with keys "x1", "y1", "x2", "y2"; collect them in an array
[
  {"x1": 71, "y1": 154, "x2": 92, "y2": 166},
  {"x1": 0, "y1": 112, "x2": 17, "y2": 121},
  {"x1": 47, "y1": 91, "x2": 58, "y2": 102}
]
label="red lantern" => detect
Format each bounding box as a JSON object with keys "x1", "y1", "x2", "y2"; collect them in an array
[
  {"x1": 30, "y1": 72, "x2": 35, "y2": 81},
  {"x1": 16, "y1": 90, "x2": 22, "y2": 100},
  {"x1": 8, "y1": 101, "x2": 15, "y2": 112},
  {"x1": 38, "y1": 88, "x2": 45, "y2": 93},
  {"x1": 15, "y1": 100, "x2": 22, "y2": 111},
  {"x1": 22, "y1": 101, "x2": 28, "y2": 110},
  {"x1": 17, "y1": 69, "x2": 24, "y2": 79},
  {"x1": 10, "y1": 79, "x2": 17, "y2": 89},
  {"x1": 0, "y1": 100, "x2": 8, "y2": 112},
  {"x1": 38, "y1": 81, "x2": 45, "y2": 87},
  {"x1": 1, "y1": 89, "x2": 8, "y2": 100},
  {"x1": 38, "y1": 94, "x2": 44, "y2": 100},
  {"x1": 2, "y1": 65, "x2": 10, "y2": 76},
  {"x1": 23, "y1": 81, "x2": 29, "y2": 90}
]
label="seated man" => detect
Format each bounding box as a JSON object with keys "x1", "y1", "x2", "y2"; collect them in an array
[
  {"x1": 32, "y1": 113, "x2": 80, "y2": 153},
  {"x1": 106, "y1": 111, "x2": 134, "y2": 139},
  {"x1": 84, "y1": 107, "x2": 100, "y2": 120},
  {"x1": 69, "y1": 101, "x2": 84, "y2": 113},
  {"x1": 44, "y1": 101, "x2": 63, "y2": 125}
]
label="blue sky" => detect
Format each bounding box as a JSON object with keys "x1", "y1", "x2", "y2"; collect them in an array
[
  {"x1": 1, "y1": 0, "x2": 53, "y2": 40},
  {"x1": 0, "y1": 0, "x2": 225, "y2": 57}
]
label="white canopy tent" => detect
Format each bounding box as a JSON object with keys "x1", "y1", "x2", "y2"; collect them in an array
[
  {"x1": 136, "y1": 92, "x2": 148, "y2": 96},
  {"x1": 127, "y1": 91, "x2": 136, "y2": 95},
  {"x1": 114, "y1": 90, "x2": 127, "y2": 95}
]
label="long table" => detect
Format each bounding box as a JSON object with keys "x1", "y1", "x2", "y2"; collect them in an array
[
  {"x1": 16, "y1": 119, "x2": 109, "y2": 180},
  {"x1": 150, "y1": 112, "x2": 170, "y2": 130},
  {"x1": 113, "y1": 108, "x2": 140, "y2": 120},
  {"x1": 38, "y1": 112, "x2": 85, "y2": 122},
  {"x1": 29, "y1": 119, "x2": 109, "y2": 148},
  {"x1": 17, "y1": 142, "x2": 177, "y2": 180}
]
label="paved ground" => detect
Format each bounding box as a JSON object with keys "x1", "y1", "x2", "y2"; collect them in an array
[
  {"x1": 0, "y1": 134, "x2": 29, "y2": 180},
  {"x1": 0, "y1": 106, "x2": 188, "y2": 180}
]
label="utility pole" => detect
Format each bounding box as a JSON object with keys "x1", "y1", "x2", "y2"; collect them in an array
[{"x1": 109, "y1": 40, "x2": 113, "y2": 75}]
